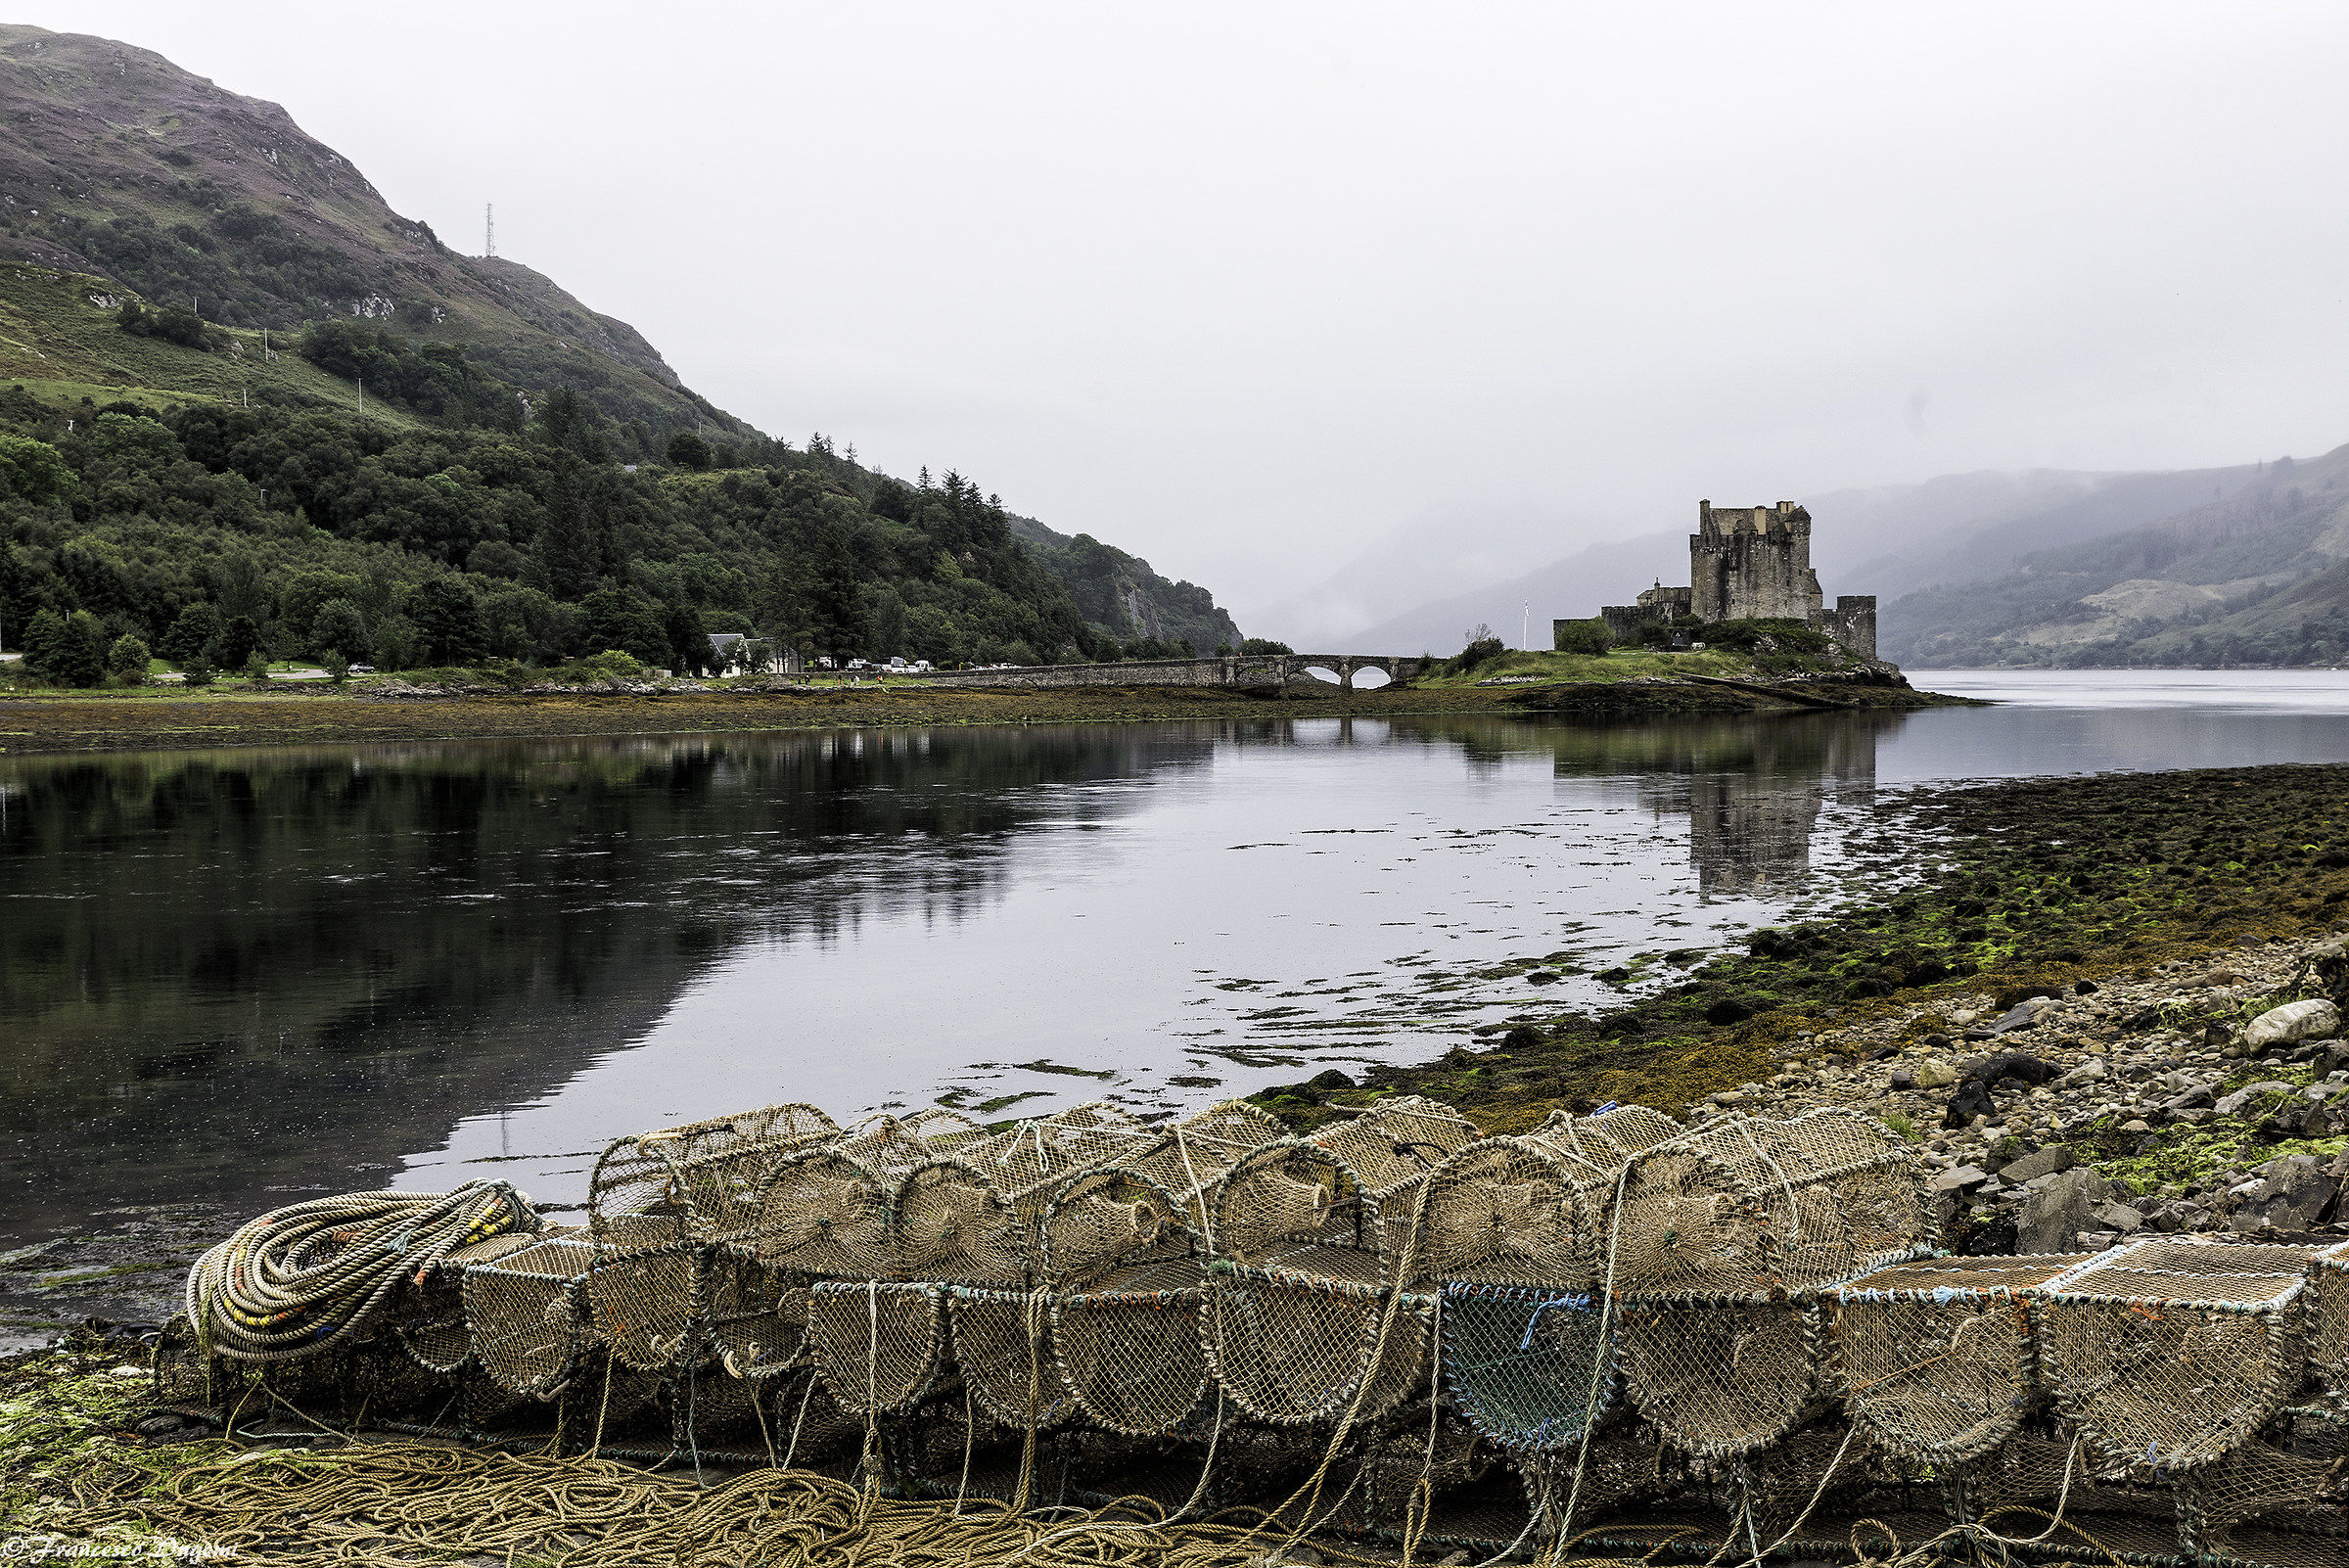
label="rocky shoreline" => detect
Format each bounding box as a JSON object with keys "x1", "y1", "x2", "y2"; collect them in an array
[{"x1": 1691, "y1": 933, "x2": 2348, "y2": 1253}]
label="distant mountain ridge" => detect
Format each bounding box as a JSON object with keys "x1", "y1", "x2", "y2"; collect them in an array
[
  {"x1": 1313, "y1": 462, "x2": 2290, "y2": 664},
  {"x1": 1880, "y1": 444, "x2": 2349, "y2": 667}
]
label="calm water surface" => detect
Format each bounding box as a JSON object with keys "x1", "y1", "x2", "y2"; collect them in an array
[{"x1": 9, "y1": 669, "x2": 2349, "y2": 1243}]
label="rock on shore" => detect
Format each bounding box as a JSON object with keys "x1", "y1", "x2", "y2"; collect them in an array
[{"x1": 1708, "y1": 931, "x2": 2349, "y2": 1252}]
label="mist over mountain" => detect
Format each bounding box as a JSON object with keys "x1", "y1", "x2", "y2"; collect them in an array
[
  {"x1": 1292, "y1": 461, "x2": 2292, "y2": 663},
  {"x1": 0, "y1": 24, "x2": 1239, "y2": 667}
]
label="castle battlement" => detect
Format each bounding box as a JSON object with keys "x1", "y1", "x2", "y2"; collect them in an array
[{"x1": 1578, "y1": 499, "x2": 1876, "y2": 659}]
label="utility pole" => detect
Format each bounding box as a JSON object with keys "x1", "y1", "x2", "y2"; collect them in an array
[
  {"x1": 484, "y1": 203, "x2": 496, "y2": 259},
  {"x1": 1522, "y1": 601, "x2": 1530, "y2": 651}
]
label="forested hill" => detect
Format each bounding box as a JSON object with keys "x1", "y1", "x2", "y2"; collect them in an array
[{"x1": 0, "y1": 24, "x2": 1243, "y2": 674}]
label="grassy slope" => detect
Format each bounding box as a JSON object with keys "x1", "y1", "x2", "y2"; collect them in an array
[
  {"x1": 0, "y1": 24, "x2": 747, "y2": 439},
  {"x1": 0, "y1": 263, "x2": 421, "y2": 425}
]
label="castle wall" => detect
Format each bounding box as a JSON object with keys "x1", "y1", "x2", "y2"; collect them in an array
[
  {"x1": 1689, "y1": 501, "x2": 1823, "y2": 623},
  {"x1": 1819, "y1": 595, "x2": 1876, "y2": 660}
]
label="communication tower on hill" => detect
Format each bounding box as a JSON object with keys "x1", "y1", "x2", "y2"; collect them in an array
[{"x1": 484, "y1": 203, "x2": 496, "y2": 259}]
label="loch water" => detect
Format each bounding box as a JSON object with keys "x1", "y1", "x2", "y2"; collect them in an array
[{"x1": 9, "y1": 669, "x2": 2349, "y2": 1256}]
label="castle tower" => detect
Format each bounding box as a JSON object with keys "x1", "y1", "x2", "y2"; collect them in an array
[{"x1": 1689, "y1": 500, "x2": 1823, "y2": 623}]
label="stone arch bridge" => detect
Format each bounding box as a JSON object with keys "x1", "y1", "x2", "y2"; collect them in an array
[{"x1": 920, "y1": 652, "x2": 1434, "y2": 692}]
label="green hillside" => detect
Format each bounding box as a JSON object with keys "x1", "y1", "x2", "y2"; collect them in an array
[
  {"x1": 0, "y1": 24, "x2": 1244, "y2": 675},
  {"x1": 1880, "y1": 445, "x2": 2349, "y2": 668}
]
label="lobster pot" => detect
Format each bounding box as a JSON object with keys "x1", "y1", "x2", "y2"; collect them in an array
[
  {"x1": 2313, "y1": 1239, "x2": 2349, "y2": 1396},
  {"x1": 2036, "y1": 1239, "x2": 2317, "y2": 1470},
  {"x1": 587, "y1": 1103, "x2": 840, "y2": 1254},
  {"x1": 891, "y1": 1160, "x2": 1021, "y2": 1284},
  {"x1": 585, "y1": 1230, "x2": 703, "y2": 1374},
  {"x1": 835, "y1": 1109, "x2": 988, "y2": 1180},
  {"x1": 1830, "y1": 1254, "x2": 2085, "y2": 1463},
  {"x1": 1049, "y1": 1259, "x2": 1209, "y2": 1435},
  {"x1": 2182, "y1": 1421, "x2": 2349, "y2": 1568},
  {"x1": 463, "y1": 1232, "x2": 596, "y2": 1399},
  {"x1": 1305, "y1": 1095, "x2": 1479, "y2": 1248},
  {"x1": 1959, "y1": 1432, "x2": 2184, "y2": 1560},
  {"x1": 967, "y1": 1101, "x2": 1148, "y2": 1274},
  {"x1": 1203, "y1": 1260, "x2": 1431, "y2": 1427},
  {"x1": 1617, "y1": 1294, "x2": 1821, "y2": 1460},
  {"x1": 1357, "y1": 1405, "x2": 1497, "y2": 1523},
  {"x1": 947, "y1": 1285, "x2": 1082, "y2": 1432},
  {"x1": 1114, "y1": 1101, "x2": 1287, "y2": 1237},
  {"x1": 1212, "y1": 1141, "x2": 1368, "y2": 1268},
  {"x1": 1727, "y1": 1417, "x2": 1897, "y2": 1523},
  {"x1": 765, "y1": 1364, "x2": 865, "y2": 1465},
  {"x1": 1528, "y1": 1103, "x2": 1684, "y2": 1167},
  {"x1": 806, "y1": 1279, "x2": 945, "y2": 1415},
  {"x1": 1043, "y1": 1169, "x2": 1189, "y2": 1287},
  {"x1": 1609, "y1": 1110, "x2": 1926, "y2": 1297},
  {"x1": 397, "y1": 1229, "x2": 546, "y2": 1375},
  {"x1": 706, "y1": 1253, "x2": 802, "y2": 1379},
  {"x1": 1439, "y1": 1282, "x2": 1613, "y2": 1453},
  {"x1": 746, "y1": 1150, "x2": 896, "y2": 1279},
  {"x1": 1417, "y1": 1137, "x2": 1628, "y2": 1293}
]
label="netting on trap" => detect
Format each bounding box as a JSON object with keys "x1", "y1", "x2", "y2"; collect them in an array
[
  {"x1": 1439, "y1": 1282, "x2": 1613, "y2": 1453},
  {"x1": 583, "y1": 1230, "x2": 702, "y2": 1374},
  {"x1": 964, "y1": 1100, "x2": 1148, "y2": 1267},
  {"x1": 2313, "y1": 1240, "x2": 2349, "y2": 1399},
  {"x1": 1608, "y1": 1109, "x2": 1927, "y2": 1298},
  {"x1": 1099, "y1": 1101, "x2": 1287, "y2": 1241},
  {"x1": 1829, "y1": 1253, "x2": 2085, "y2": 1463},
  {"x1": 2180, "y1": 1415, "x2": 2349, "y2": 1568},
  {"x1": 805, "y1": 1279, "x2": 946, "y2": 1415},
  {"x1": 1417, "y1": 1136, "x2": 1625, "y2": 1292},
  {"x1": 2036, "y1": 1238, "x2": 2318, "y2": 1470},
  {"x1": 887, "y1": 1158, "x2": 1023, "y2": 1285},
  {"x1": 1301, "y1": 1095, "x2": 1479, "y2": 1251},
  {"x1": 744, "y1": 1149, "x2": 896, "y2": 1278},
  {"x1": 945, "y1": 1285, "x2": 1082, "y2": 1432},
  {"x1": 1211, "y1": 1139, "x2": 1374, "y2": 1270},
  {"x1": 1617, "y1": 1295, "x2": 1822, "y2": 1459},
  {"x1": 586, "y1": 1103, "x2": 841, "y2": 1253},
  {"x1": 462, "y1": 1230, "x2": 596, "y2": 1399},
  {"x1": 1530, "y1": 1103, "x2": 1685, "y2": 1167},
  {"x1": 1049, "y1": 1257, "x2": 1211, "y2": 1435},
  {"x1": 1356, "y1": 1401, "x2": 1498, "y2": 1522},
  {"x1": 1202, "y1": 1257, "x2": 1433, "y2": 1427},
  {"x1": 706, "y1": 1253, "x2": 803, "y2": 1379}
]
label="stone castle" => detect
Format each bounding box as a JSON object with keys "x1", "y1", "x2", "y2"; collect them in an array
[{"x1": 1574, "y1": 500, "x2": 1875, "y2": 659}]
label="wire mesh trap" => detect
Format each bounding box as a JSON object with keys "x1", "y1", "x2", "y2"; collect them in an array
[
  {"x1": 1616, "y1": 1294, "x2": 1822, "y2": 1460},
  {"x1": 2312, "y1": 1238, "x2": 2349, "y2": 1400},
  {"x1": 156, "y1": 1097, "x2": 2349, "y2": 1568},
  {"x1": 1439, "y1": 1281, "x2": 1613, "y2": 1453},
  {"x1": 1829, "y1": 1252, "x2": 2085, "y2": 1463},
  {"x1": 1608, "y1": 1109, "x2": 1927, "y2": 1297},
  {"x1": 1049, "y1": 1258, "x2": 1212, "y2": 1435},
  {"x1": 2036, "y1": 1238, "x2": 2320, "y2": 1470},
  {"x1": 463, "y1": 1229, "x2": 597, "y2": 1399},
  {"x1": 805, "y1": 1279, "x2": 946, "y2": 1415}
]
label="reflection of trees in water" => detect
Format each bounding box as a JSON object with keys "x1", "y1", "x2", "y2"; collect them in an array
[
  {"x1": 0, "y1": 726, "x2": 1210, "y2": 1238},
  {"x1": 1395, "y1": 711, "x2": 1898, "y2": 896}
]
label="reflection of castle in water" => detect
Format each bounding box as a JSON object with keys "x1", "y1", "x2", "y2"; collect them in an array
[
  {"x1": 1683, "y1": 720, "x2": 1879, "y2": 893},
  {"x1": 1523, "y1": 712, "x2": 1894, "y2": 896}
]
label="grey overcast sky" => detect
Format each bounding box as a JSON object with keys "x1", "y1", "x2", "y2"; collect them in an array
[{"x1": 23, "y1": 2, "x2": 2349, "y2": 634}]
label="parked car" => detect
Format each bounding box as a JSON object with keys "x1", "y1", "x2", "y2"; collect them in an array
[{"x1": 349, "y1": 665, "x2": 376, "y2": 674}]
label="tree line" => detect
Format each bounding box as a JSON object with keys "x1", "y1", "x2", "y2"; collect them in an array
[{"x1": 0, "y1": 384, "x2": 1241, "y2": 686}]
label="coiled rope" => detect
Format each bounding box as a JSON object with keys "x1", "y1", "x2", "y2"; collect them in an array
[{"x1": 186, "y1": 1181, "x2": 531, "y2": 1361}]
